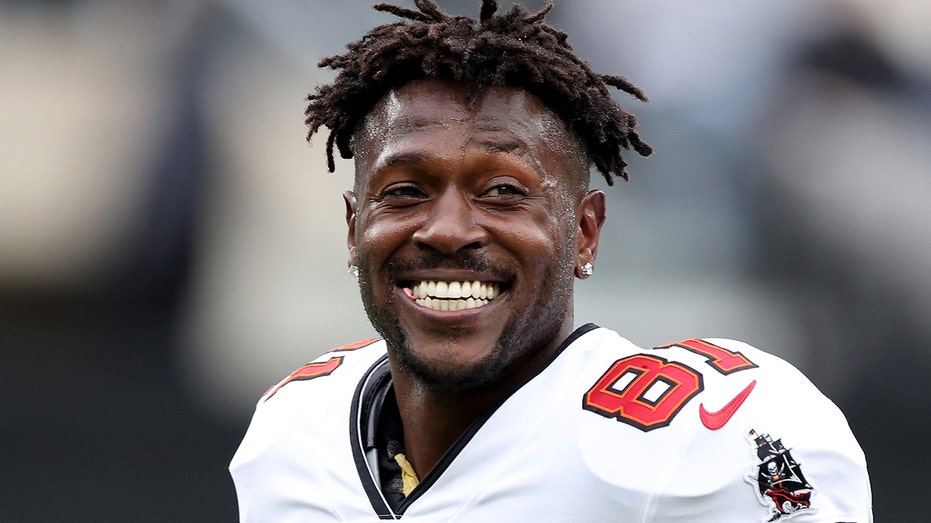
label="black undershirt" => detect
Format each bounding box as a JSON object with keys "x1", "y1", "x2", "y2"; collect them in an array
[{"x1": 373, "y1": 381, "x2": 407, "y2": 511}]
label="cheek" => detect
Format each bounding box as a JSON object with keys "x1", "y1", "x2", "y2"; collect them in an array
[
  {"x1": 354, "y1": 219, "x2": 397, "y2": 289},
  {"x1": 495, "y1": 214, "x2": 575, "y2": 273},
  {"x1": 357, "y1": 213, "x2": 414, "y2": 253},
  {"x1": 521, "y1": 203, "x2": 576, "y2": 256}
]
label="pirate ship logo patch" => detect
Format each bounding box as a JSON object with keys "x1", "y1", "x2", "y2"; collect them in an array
[{"x1": 746, "y1": 429, "x2": 815, "y2": 521}]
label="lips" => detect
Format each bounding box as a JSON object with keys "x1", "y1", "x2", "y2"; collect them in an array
[{"x1": 405, "y1": 280, "x2": 501, "y2": 311}]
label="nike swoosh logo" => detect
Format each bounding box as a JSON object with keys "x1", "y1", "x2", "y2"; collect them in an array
[{"x1": 699, "y1": 379, "x2": 757, "y2": 430}]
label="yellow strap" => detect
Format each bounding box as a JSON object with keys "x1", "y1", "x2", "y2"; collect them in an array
[{"x1": 393, "y1": 453, "x2": 420, "y2": 496}]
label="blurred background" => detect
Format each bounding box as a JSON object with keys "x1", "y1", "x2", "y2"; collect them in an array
[{"x1": 2, "y1": 0, "x2": 927, "y2": 520}]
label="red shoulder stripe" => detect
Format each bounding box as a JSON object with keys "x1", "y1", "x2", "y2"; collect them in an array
[{"x1": 262, "y1": 338, "x2": 381, "y2": 400}]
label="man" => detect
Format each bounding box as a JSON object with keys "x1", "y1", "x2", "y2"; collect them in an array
[{"x1": 230, "y1": 1, "x2": 872, "y2": 521}]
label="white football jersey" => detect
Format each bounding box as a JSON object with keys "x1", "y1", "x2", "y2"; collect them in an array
[{"x1": 230, "y1": 324, "x2": 872, "y2": 522}]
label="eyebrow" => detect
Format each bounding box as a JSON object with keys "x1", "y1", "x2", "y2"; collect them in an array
[
  {"x1": 476, "y1": 138, "x2": 524, "y2": 154},
  {"x1": 380, "y1": 138, "x2": 527, "y2": 170},
  {"x1": 381, "y1": 151, "x2": 430, "y2": 169}
]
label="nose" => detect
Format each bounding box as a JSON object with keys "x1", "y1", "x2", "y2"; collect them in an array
[{"x1": 412, "y1": 188, "x2": 488, "y2": 255}]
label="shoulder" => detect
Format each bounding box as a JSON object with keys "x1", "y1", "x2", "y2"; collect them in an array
[
  {"x1": 234, "y1": 337, "x2": 386, "y2": 446},
  {"x1": 236, "y1": 337, "x2": 387, "y2": 442},
  {"x1": 571, "y1": 330, "x2": 845, "y2": 425},
  {"x1": 570, "y1": 331, "x2": 835, "y2": 434},
  {"x1": 569, "y1": 328, "x2": 872, "y2": 521},
  {"x1": 576, "y1": 329, "x2": 864, "y2": 458},
  {"x1": 259, "y1": 337, "x2": 386, "y2": 403},
  {"x1": 231, "y1": 338, "x2": 387, "y2": 520}
]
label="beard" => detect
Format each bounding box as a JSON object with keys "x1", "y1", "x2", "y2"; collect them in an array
[{"x1": 356, "y1": 245, "x2": 576, "y2": 393}]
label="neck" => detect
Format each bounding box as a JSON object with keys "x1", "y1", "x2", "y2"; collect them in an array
[
  {"x1": 386, "y1": 324, "x2": 572, "y2": 479},
  {"x1": 390, "y1": 374, "x2": 503, "y2": 480}
]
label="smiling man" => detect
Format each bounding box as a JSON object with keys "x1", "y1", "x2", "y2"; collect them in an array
[{"x1": 230, "y1": 2, "x2": 872, "y2": 521}]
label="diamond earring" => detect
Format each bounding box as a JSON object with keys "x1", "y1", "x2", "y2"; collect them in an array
[
  {"x1": 580, "y1": 262, "x2": 594, "y2": 277},
  {"x1": 348, "y1": 265, "x2": 359, "y2": 279}
]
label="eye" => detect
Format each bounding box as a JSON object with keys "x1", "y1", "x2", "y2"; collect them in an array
[
  {"x1": 381, "y1": 184, "x2": 426, "y2": 200},
  {"x1": 482, "y1": 183, "x2": 527, "y2": 198}
]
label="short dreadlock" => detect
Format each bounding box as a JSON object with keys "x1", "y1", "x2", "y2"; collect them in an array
[{"x1": 305, "y1": 0, "x2": 652, "y2": 185}]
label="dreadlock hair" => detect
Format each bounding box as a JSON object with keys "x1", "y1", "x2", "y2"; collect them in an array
[{"x1": 305, "y1": 0, "x2": 652, "y2": 185}]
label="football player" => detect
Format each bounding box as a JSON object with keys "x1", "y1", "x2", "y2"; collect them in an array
[{"x1": 231, "y1": 1, "x2": 871, "y2": 521}]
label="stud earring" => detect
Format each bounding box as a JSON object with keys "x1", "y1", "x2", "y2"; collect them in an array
[
  {"x1": 348, "y1": 265, "x2": 359, "y2": 279},
  {"x1": 580, "y1": 262, "x2": 594, "y2": 278}
]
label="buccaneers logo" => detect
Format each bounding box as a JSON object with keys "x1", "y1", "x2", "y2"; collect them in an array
[{"x1": 746, "y1": 429, "x2": 815, "y2": 521}]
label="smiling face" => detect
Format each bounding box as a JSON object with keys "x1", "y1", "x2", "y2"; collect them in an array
[{"x1": 346, "y1": 78, "x2": 605, "y2": 392}]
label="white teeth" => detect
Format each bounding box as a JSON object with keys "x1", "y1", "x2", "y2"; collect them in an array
[
  {"x1": 411, "y1": 280, "x2": 501, "y2": 311},
  {"x1": 415, "y1": 297, "x2": 490, "y2": 310}
]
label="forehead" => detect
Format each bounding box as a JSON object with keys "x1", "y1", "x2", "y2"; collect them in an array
[
  {"x1": 353, "y1": 79, "x2": 584, "y2": 182},
  {"x1": 368, "y1": 79, "x2": 555, "y2": 138}
]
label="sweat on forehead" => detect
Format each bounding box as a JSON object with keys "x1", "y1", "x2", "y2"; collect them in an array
[{"x1": 351, "y1": 79, "x2": 589, "y2": 192}]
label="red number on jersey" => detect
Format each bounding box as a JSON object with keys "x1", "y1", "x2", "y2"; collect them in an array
[
  {"x1": 585, "y1": 339, "x2": 759, "y2": 430},
  {"x1": 261, "y1": 338, "x2": 380, "y2": 400},
  {"x1": 659, "y1": 338, "x2": 757, "y2": 375},
  {"x1": 263, "y1": 357, "x2": 344, "y2": 400},
  {"x1": 583, "y1": 354, "x2": 703, "y2": 431},
  {"x1": 332, "y1": 338, "x2": 381, "y2": 352}
]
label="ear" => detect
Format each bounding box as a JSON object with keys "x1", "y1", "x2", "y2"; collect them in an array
[
  {"x1": 344, "y1": 190, "x2": 358, "y2": 267},
  {"x1": 574, "y1": 190, "x2": 607, "y2": 279}
]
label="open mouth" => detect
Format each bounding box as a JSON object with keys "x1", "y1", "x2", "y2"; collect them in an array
[{"x1": 403, "y1": 280, "x2": 502, "y2": 311}]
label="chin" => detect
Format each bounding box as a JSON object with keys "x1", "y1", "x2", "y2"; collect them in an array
[
  {"x1": 404, "y1": 356, "x2": 507, "y2": 393},
  {"x1": 395, "y1": 334, "x2": 510, "y2": 393}
]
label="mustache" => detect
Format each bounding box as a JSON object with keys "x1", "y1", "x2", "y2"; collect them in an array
[{"x1": 384, "y1": 251, "x2": 511, "y2": 280}]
